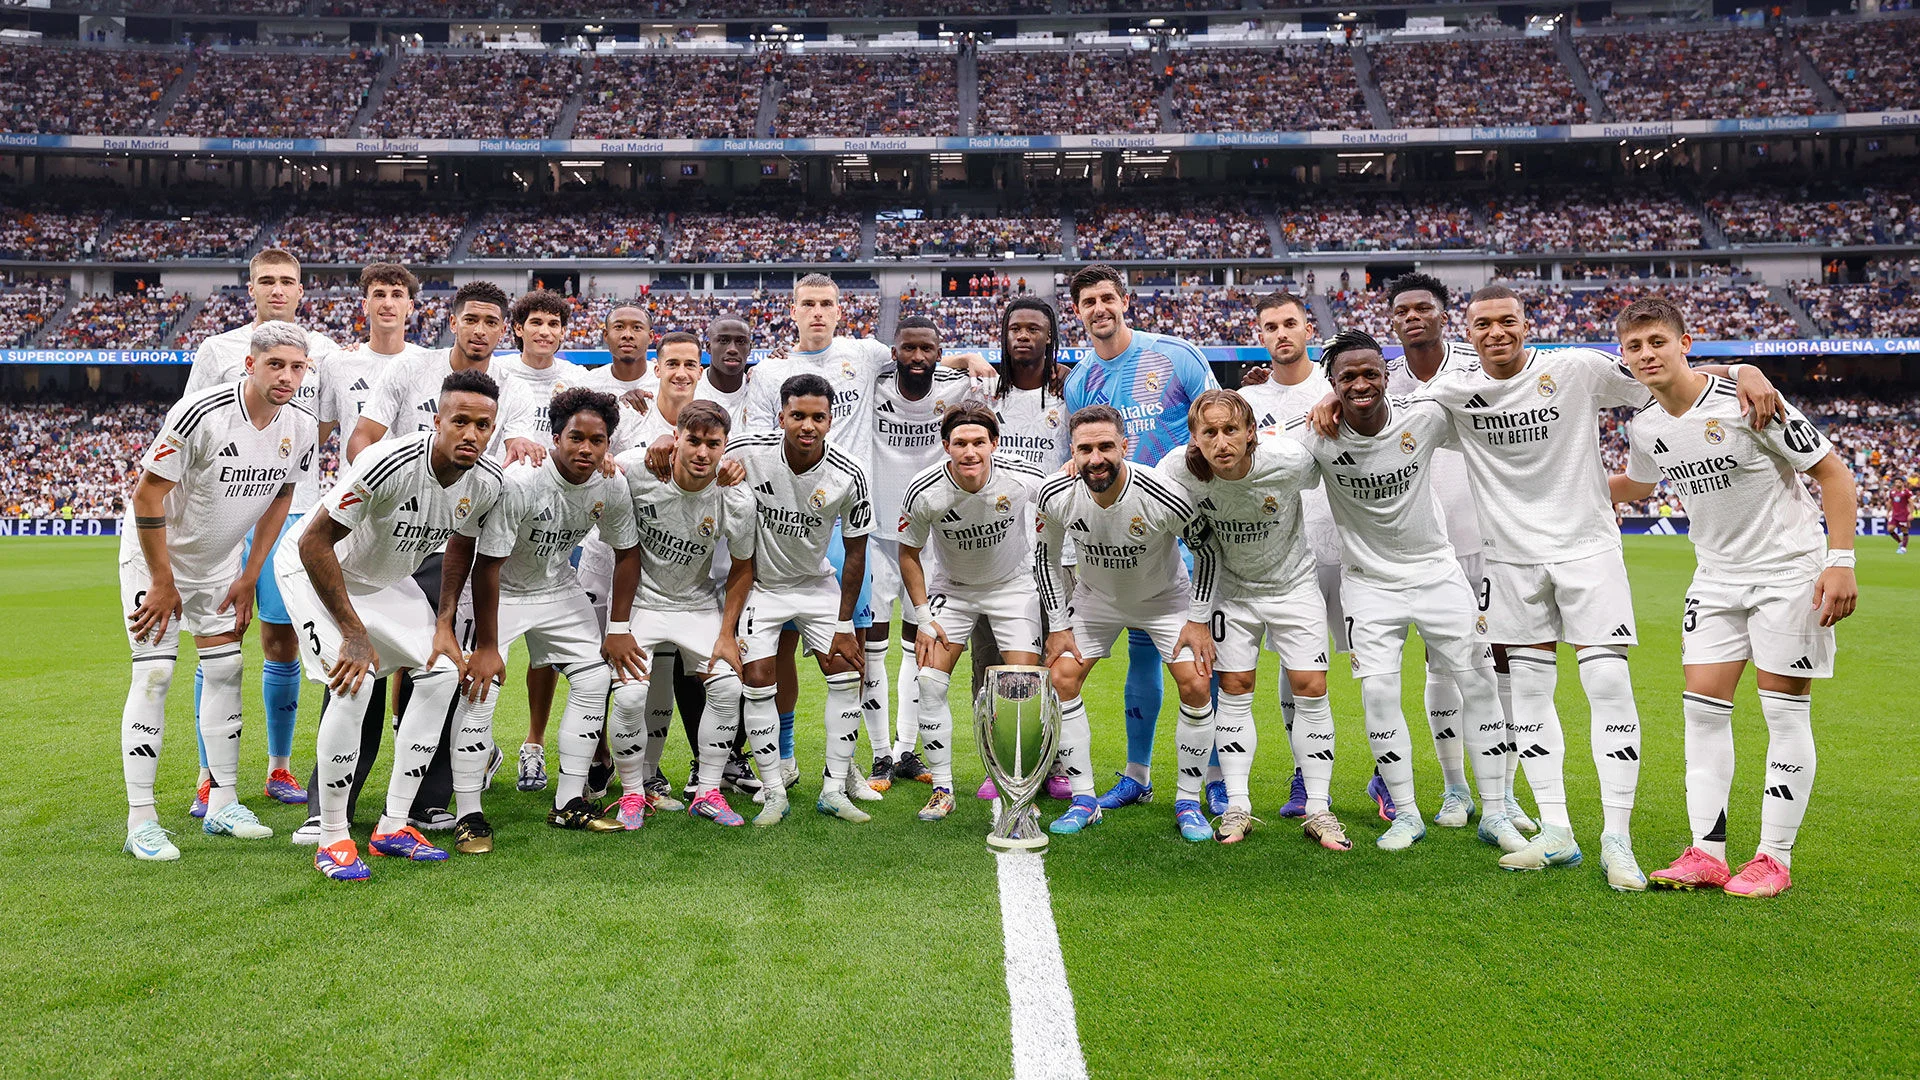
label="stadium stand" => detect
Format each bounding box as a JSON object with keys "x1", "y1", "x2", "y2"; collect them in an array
[
  {"x1": 556, "y1": 290, "x2": 881, "y2": 348},
  {"x1": 47, "y1": 292, "x2": 189, "y2": 350},
  {"x1": 0, "y1": 274, "x2": 65, "y2": 349},
  {"x1": 102, "y1": 212, "x2": 262, "y2": 262},
  {"x1": 573, "y1": 54, "x2": 767, "y2": 140},
  {"x1": 272, "y1": 206, "x2": 467, "y2": 265},
  {"x1": 1795, "y1": 280, "x2": 1920, "y2": 338},
  {"x1": 665, "y1": 205, "x2": 864, "y2": 263},
  {"x1": 1482, "y1": 187, "x2": 1705, "y2": 253},
  {"x1": 0, "y1": 399, "x2": 166, "y2": 520},
  {"x1": 1169, "y1": 45, "x2": 1371, "y2": 132},
  {"x1": 1707, "y1": 183, "x2": 1920, "y2": 247},
  {"x1": 469, "y1": 206, "x2": 665, "y2": 260},
  {"x1": 875, "y1": 210, "x2": 1062, "y2": 259},
  {"x1": 0, "y1": 205, "x2": 109, "y2": 262},
  {"x1": 176, "y1": 288, "x2": 453, "y2": 351},
  {"x1": 158, "y1": 50, "x2": 380, "y2": 138},
  {"x1": 1277, "y1": 192, "x2": 1484, "y2": 252},
  {"x1": 0, "y1": 44, "x2": 179, "y2": 136},
  {"x1": 975, "y1": 49, "x2": 1163, "y2": 135},
  {"x1": 1798, "y1": 19, "x2": 1920, "y2": 114},
  {"x1": 1075, "y1": 196, "x2": 1271, "y2": 260},
  {"x1": 1578, "y1": 29, "x2": 1819, "y2": 121},
  {"x1": 1370, "y1": 38, "x2": 1587, "y2": 126},
  {"x1": 772, "y1": 52, "x2": 959, "y2": 137},
  {"x1": 900, "y1": 294, "x2": 1004, "y2": 344},
  {"x1": 367, "y1": 51, "x2": 581, "y2": 139}
]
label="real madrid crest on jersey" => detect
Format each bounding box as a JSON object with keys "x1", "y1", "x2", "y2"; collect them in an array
[
  {"x1": 1475, "y1": 615, "x2": 1487, "y2": 635},
  {"x1": 1400, "y1": 431, "x2": 1416, "y2": 454},
  {"x1": 995, "y1": 494, "x2": 1011, "y2": 515},
  {"x1": 1046, "y1": 409, "x2": 1060, "y2": 428},
  {"x1": 278, "y1": 437, "x2": 292, "y2": 459},
  {"x1": 456, "y1": 497, "x2": 472, "y2": 520},
  {"x1": 1261, "y1": 495, "x2": 1278, "y2": 516},
  {"x1": 809, "y1": 488, "x2": 827, "y2": 511},
  {"x1": 590, "y1": 500, "x2": 605, "y2": 520},
  {"x1": 1703, "y1": 418, "x2": 1726, "y2": 445},
  {"x1": 1128, "y1": 516, "x2": 1146, "y2": 539},
  {"x1": 699, "y1": 516, "x2": 715, "y2": 537},
  {"x1": 1536, "y1": 373, "x2": 1557, "y2": 398},
  {"x1": 1144, "y1": 370, "x2": 1163, "y2": 393},
  {"x1": 841, "y1": 361, "x2": 856, "y2": 379}
]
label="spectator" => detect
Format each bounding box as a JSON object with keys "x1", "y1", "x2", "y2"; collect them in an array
[
  {"x1": 1579, "y1": 29, "x2": 1818, "y2": 121},
  {"x1": 1483, "y1": 187, "x2": 1704, "y2": 253},
  {"x1": 368, "y1": 51, "x2": 581, "y2": 139},
  {"x1": 1171, "y1": 44, "x2": 1373, "y2": 132},
  {"x1": 1371, "y1": 38, "x2": 1586, "y2": 126},
  {"x1": 470, "y1": 207, "x2": 663, "y2": 259},
  {"x1": 47, "y1": 291, "x2": 190, "y2": 349},
  {"x1": 772, "y1": 53, "x2": 959, "y2": 137},
  {"x1": 1279, "y1": 192, "x2": 1484, "y2": 252},
  {"x1": 0, "y1": 44, "x2": 179, "y2": 136},
  {"x1": 103, "y1": 212, "x2": 261, "y2": 261},
  {"x1": 1077, "y1": 195, "x2": 1270, "y2": 260},
  {"x1": 160, "y1": 50, "x2": 379, "y2": 137},
  {"x1": 1709, "y1": 182, "x2": 1919, "y2": 246},
  {"x1": 574, "y1": 54, "x2": 765, "y2": 140},
  {"x1": 1798, "y1": 20, "x2": 1920, "y2": 113},
  {"x1": 0, "y1": 273, "x2": 66, "y2": 348},
  {"x1": 976, "y1": 49, "x2": 1162, "y2": 135},
  {"x1": 875, "y1": 209, "x2": 1061, "y2": 259}
]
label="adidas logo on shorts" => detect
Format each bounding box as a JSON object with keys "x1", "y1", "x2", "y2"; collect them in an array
[
  {"x1": 1790, "y1": 656, "x2": 1814, "y2": 670},
  {"x1": 1611, "y1": 624, "x2": 1632, "y2": 637}
]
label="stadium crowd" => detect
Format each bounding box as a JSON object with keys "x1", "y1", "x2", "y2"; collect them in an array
[
  {"x1": 573, "y1": 55, "x2": 766, "y2": 140},
  {"x1": 102, "y1": 213, "x2": 262, "y2": 261},
  {"x1": 0, "y1": 205, "x2": 107, "y2": 262},
  {"x1": 1328, "y1": 280, "x2": 1799, "y2": 342},
  {"x1": 1075, "y1": 197, "x2": 1271, "y2": 260},
  {"x1": 1277, "y1": 193, "x2": 1483, "y2": 252},
  {"x1": 666, "y1": 207, "x2": 863, "y2": 262},
  {"x1": 367, "y1": 52, "x2": 580, "y2": 139},
  {"x1": 0, "y1": 274, "x2": 64, "y2": 348},
  {"x1": 875, "y1": 211, "x2": 1061, "y2": 259},
  {"x1": 772, "y1": 53, "x2": 959, "y2": 137},
  {"x1": 0, "y1": 45, "x2": 180, "y2": 136},
  {"x1": 556, "y1": 289, "x2": 879, "y2": 348},
  {"x1": 272, "y1": 208, "x2": 466, "y2": 265},
  {"x1": 469, "y1": 207, "x2": 664, "y2": 259},
  {"x1": 1707, "y1": 183, "x2": 1920, "y2": 247},
  {"x1": 0, "y1": 399, "x2": 165, "y2": 520},
  {"x1": 45, "y1": 291, "x2": 189, "y2": 350},
  {"x1": 975, "y1": 50, "x2": 1163, "y2": 135},
  {"x1": 1794, "y1": 279, "x2": 1920, "y2": 338},
  {"x1": 158, "y1": 51, "x2": 380, "y2": 138},
  {"x1": 1578, "y1": 29, "x2": 1819, "y2": 121},
  {"x1": 1798, "y1": 19, "x2": 1920, "y2": 114},
  {"x1": 1482, "y1": 188, "x2": 1705, "y2": 253},
  {"x1": 177, "y1": 288, "x2": 452, "y2": 351},
  {"x1": 1168, "y1": 45, "x2": 1371, "y2": 132},
  {"x1": 899, "y1": 294, "x2": 1004, "y2": 344},
  {"x1": 1370, "y1": 38, "x2": 1587, "y2": 126}
]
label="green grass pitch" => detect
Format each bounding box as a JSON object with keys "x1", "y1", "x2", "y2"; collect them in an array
[{"x1": 1, "y1": 536, "x2": 1914, "y2": 1079}]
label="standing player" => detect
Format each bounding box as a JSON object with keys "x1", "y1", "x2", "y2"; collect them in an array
[
  {"x1": 276, "y1": 370, "x2": 506, "y2": 881},
  {"x1": 1296, "y1": 333, "x2": 1521, "y2": 856},
  {"x1": 1159, "y1": 389, "x2": 1337, "y2": 847},
  {"x1": 696, "y1": 315, "x2": 754, "y2": 427},
  {"x1": 440, "y1": 389, "x2": 639, "y2": 851},
  {"x1": 1381, "y1": 273, "x2": 1517, "y2": 830},
  {"x1": 1889, "y1": 478, "x2": 1911, "y2": 555},
  {"x1": 119, "y1": 322, "x2": 315, "y2": 860},
  {"x1": 182, "y1": 248, "x2": 341, "y2": 811},
  {"x1": 863, "y1": 315, "x2": 986, "y2": 790},
  {"x1": 608, "y1": 399, "x2": 758, "y2": 829},
  {"x1": 732, "y1": 374, "x2": 876, "y2": 824},
  {"x1": 1060, "y1": 265, "x2": 1218, "y2": 814},
  {"x1": 1607, "y1": 297, "x2": 1856, "y2": 898},
  {"x1": 1036, "y1": 405, "x2": 1218, "y2": 841},
  {"x1": 896, "y1": 405, "x2": 1050, "y2": 821}
]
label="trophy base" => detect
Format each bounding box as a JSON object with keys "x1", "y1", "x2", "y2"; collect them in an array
[
  {"x1": 987, "y1": 805, "x2": 1049, "y2": 853},
  {"x1": 986, "y1": 833, "x2": 1050, "y2": 853}
]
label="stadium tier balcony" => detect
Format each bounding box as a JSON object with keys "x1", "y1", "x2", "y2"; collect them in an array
[
  {"x1": 574, "y1": 55, "x2": 766, "y2": 140},
  {"x1": 368, "y1": 52, "x2": 581, "y2": 139},
  {"x1": 469, "y1": 208, "x2": 664, "y2": 259},
  {"x1": 0, "y1": 45, "x2": 179, "y2": 136},
  {"x1": 1077, "y1": 197, "x2": 1271, "y2": 260},
  {"x1": 1370, "y1": 39, "x2": 1586, "y2": 126},
  {"x1": 0, "y1": 274, "x2": 66, "y2": 349},
  {"x1": 1798, "y1": 20, "x2": 1920, "y2": 114},
  {"x1": 1707, "y1": 185, "x2": 1920, "y2": 247},
  {"x1": 1483, "y1": 188, "x2": 1704, "y2": 254},
  {"x1": 875, "y1": 212, "x2": 1062, "y2": 259},
  {"x1": 102, "y1": 213, "x2": 262, "y2": 262},
  {"x1": 1277, "y1": 192, "x2": 1484, "y2": 253},
  {"x1": 48, "y1": 292, "x2": 189, "y2": 350},
  {"x1": 772, "y1": 53, "x2": 959, "y2": 138},
  {"x1": 1169, "y1": 45, "x2": 1371, "y2": 132},
  {"x1": 272, "y1": 209, "x2": 468, "y2": 266},
  {"x1": 159, "y1": 51, "x2": 380, "y2": 139},
  {"x1": 975, "y1": 50, "x2": 1163, "y2": 136},
  {"x1": 1578, "y1": 29, "x2": 1819, "y2": 121}
]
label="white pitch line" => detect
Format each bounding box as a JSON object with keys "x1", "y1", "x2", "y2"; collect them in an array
[{"x1": 995, "y1": 850, "x2": 1090, "y2": 1080}]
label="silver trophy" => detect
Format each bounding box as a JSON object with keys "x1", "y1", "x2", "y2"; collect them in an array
[{"x1": 974, "y1": 664, "x2": 1062, "y2": 852}]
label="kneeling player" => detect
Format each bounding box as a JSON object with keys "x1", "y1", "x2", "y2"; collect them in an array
[
  {"x1": 275, "y1": 370, "x2": 504, "y2": 880},
  {"x1": 1609, "y1": 298, "x2": 1857, "y2": 898},
  {"x1": 608, "y1": 400, "x2": 757, "y2": 829},
  {"x1": 1162, "y1": 389, "x2": 1338, "y2": 847},
  {"x1": 897, "y1": 405, "x2": 1049, "y2": 822},
  {"x1": 1037, "y1": 405, "x2": 1218, "y2": 841},
  {"x1": 440, "y1": 389, "x2": 640, "y2": 851},
  {"x1": 1299, "y1": 333, "x2": 1520, "y2": 856},
  {"x1": 119, "y1": 321, "x2": 315, "y2": 859}
]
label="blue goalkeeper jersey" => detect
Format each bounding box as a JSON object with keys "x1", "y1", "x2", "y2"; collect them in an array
[{"x1": 1061, "y1": 329, "x2": 1218, "y2": 466}]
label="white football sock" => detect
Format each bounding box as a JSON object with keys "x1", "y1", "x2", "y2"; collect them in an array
[
  {"x1": 608, "y1": 677, "x2": 650, "y2": 790},
  {"x1": 1057, "y1": 695, "x2": 1096, "y2": 798},
  {"x1": 694, "y1": 670, "x2": 743, "y2": 794},
  {"x1": 1757, "y1": 689, "x2": 1816, "y2": 867},
  {"x1": 1681, "y1": 691, "x2": 1735, "y2": 861},
  {"x1": 1214, "y1": 691, "x2": 1256, "y2": 812},
  {"x1": 862, "y1": 640, "x2": 891, "y2": 762},
  {"x1": 1506, "y1": 649, "x2": 1569, "y2": 828},
  {"x1": 378, "y1": 666, "x2": 458, "y2": 834},
  {"x1": 742, "y1": 682, "x2": 781, "y2": 783},
  {"x1": 449, "y1": 680, "x2": 499, "y2": 820},
  {"x1": 198, "y1": 645, "x2": 246, "y2": 813},
  {"x1": 1359, "y1": 671, "x2": 1418, "y2": 820},
  {"x1": 1450, "y1": 666, "x2": 1508, "y2": 812},
  {"x1": 822, "y1": 670, "x2": 863, "y2": 780},
  {"x1": 122, "y1": 656, "x2": 176, "y2": 825},
  {"x1": 554, "y1": 660, "x2": 611, "y2": 809},
  {"x1": 316, "y1": 679, "x2": 375, "y2": 844},
  {"x1": 1578, "y1": 646, "x2": 1640, "y2": 837},
  {"x1": 1277, "y1": 666, "x2": 1296, "y2": 735},
  {"x1": 641, "y1": 651, "x2": 677, "y2": 778},
  {"x1": 916, "y1": 668, "x2": 954, "y2": 789},
  {"x1": 1174, "y1": 701, "x2": 1214, "y2": 803},
  {"x1": 1497, "y1": 669, "x2": 1518, "y2": 800},
  {"x1": 1291, "y1": 692, "x2": 1335, "y2": 815},
  {"x1": 1424, "y1": 666, "x2": 1467, "y2": 789},
  {"x1": 891, "y1": 646, "x2": 921, "y2": 759}
]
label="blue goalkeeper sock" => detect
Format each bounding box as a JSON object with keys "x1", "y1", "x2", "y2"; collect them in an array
[
  {"x1": 193, "y1": 664, "x2": 209, "y2": 770},
  {"x1": 778, "y1": 710, "x2": 796, "y2": 760},
  {"x1": 263, "y1": 659, "x2": 302, "y2": 762},
  {"x1": 1123, "y1": 629, "x2": 1162, "y2": 780}
]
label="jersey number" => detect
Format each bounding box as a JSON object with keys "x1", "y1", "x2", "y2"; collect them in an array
[
  {"x1": 1209, "y1": 612, "x2": 1226, "y2": 643},
  {"x1": 1476, "y1": 578, "x2": 1492, "y2": 613},
  {"x1": 302, "y1": 620, "x2": 322, "y2": 657},
  {"x1": 1682, "y1": 597, "x2": 1699, "y2": 633}
]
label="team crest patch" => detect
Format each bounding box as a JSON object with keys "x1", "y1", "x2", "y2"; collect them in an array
[
  {"x1": 841, "y1": 361, "x2": 856, "y2": 378},
  {"x1": 1128, "y1": 516, "x2": 1146, "y2": 539},
  {"x1": 809, "y1": 488, "x2": 827, "y2": 511},
  {"x1": 1536, "y1": 373, "x2": 1557, "y2": 398},
  {"x1": 1400, "y1": 431, "x2": 1416, "y2": 454},
  {"x1": 1143, "y1": 371, "x2": 1163, "y2": 394},
  {"x1": 1261, "y1": 495, "x2": 1278, "y2": 516},
  {"x1": 699, "y1": 516, "x2": 715, "y2": 537},
  {"x1": 995, "y1": 494, "x2": 1011, "y2": 515},
  {"x1": 455, "y1": 497, "x2": 472, "y2": 520},
  {"x1": 1475, "y1": 615, "x2": 1488, "y2": 635},
  {"x1": 590, "y1": 500, "x2": 605, "y2": 520},
  {"x1": 935, "y1": 399, "x2": 947, "y2": 412},
  {"x1": 1046, "y1": 409, "x2": 1060, "y2": 428},
  {"x1": 1703, "y1": 418, "x2": 1725, "y2": 445},
  {"x1": 278, "y1": 437, "x2": 292, "y2": 459}
]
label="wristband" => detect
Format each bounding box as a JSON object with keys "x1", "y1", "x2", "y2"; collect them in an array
[
  {"x1": 912, "y1": 604, "x2": 933, "y2": 628},
  {"x1": 834, "y1": 619, "x2": 856, "y2": 635},
  {"x1": 1824, "y1": 550, "x2": 1856, "y2": 569},
  {"x1": 606, "y1": 620, "x2": 632, "y2": 635}
]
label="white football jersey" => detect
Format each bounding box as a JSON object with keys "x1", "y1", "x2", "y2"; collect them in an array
[
  {"x1": 984, "y1": 378, "x2": 1069, "y2": 473},
  {"x1": 121, "y1": 380, "x2": 317, "y2": 586},
  {"x1": 358, "y1": 347, "x2": 538, "y2": 457},
  {"x1": 695, "y1": 371, "x2": 750, "y2": 430},
  {"x1": 1418, "y1": 347, "x2": 1651, "y2": 566},
  {"x1": 1158, "y1": 438, "x2": 1319, "y2": 598},
  {"x1": 294, "y1": 430, "x2": 503, "y2": 591},
  {"x1": 743, "y1": 336, "x2": 891, "y2": 467},
  {"x1": 491, "y1": 352, "x2": 590, "y2": 436},
  {"x1": 1627, "y1": 376, "x2": 1833, "y2": 586},
  {"x1": 1386, "y1": 341, "x2": 1484, "y2": 562},
  {"x1": 1034, "y1": 464, "x2": 1205, "y2": 623},
  {"x1": 729, "y1": 432, "x2": 875, "y2": 591},
  {"x1": 183, "y1": 322, "x2": 340, "y2": 508},
  {"x1": 614, "y1": 452, "x2": 760, "y2": 612},
  {"x1": 870, "y1": 366, "x2": 987, "y2": 540},
  {"x1": 478, "y1": 457, "x2": 639, "y2": 603},
  {"x1": 576, "y1": 362, "x2": 660, "y2": 399},
  {"x1": 1240, "y1": 372, "x2": 1340, "y2": 567},
  {"x1": 899, "y1": 453, "x2": 1049, "y2": 590},
  {"x1": 1297, "y1": 400, "x2": 1461, "y2": 590},
  {"x1": 318, "y1": 344, "x2": 422, "y2": 447}
]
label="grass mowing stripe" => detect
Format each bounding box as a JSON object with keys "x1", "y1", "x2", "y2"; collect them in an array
[{"x1": 997, "y1": 850, "x2": 1089, "y2": 1080}]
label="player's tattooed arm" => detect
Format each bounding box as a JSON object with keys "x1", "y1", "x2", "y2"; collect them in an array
[
  {"x1": 1808, "y1": 452, "x2": 1860, "y2": 627},
  {"x1": 299, "y1": 510, "x2": 377, "y2": 695},
  {"x1": 128, "y1": 471, "x2": 181, "y2": 644},
  {"x1": 604, "y1": 544, "x2": 647, "y2": 684},
  {"x1": 711, "y1": 555, "x2": 755, "y2": 677}
]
